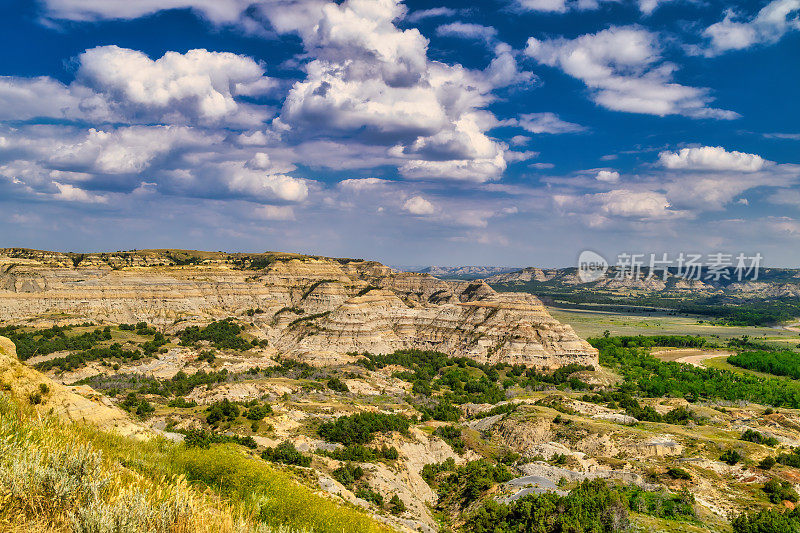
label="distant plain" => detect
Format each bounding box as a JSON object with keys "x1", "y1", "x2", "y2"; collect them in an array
[{"x1": 547, "y1": 306, "x2": 800, "y2": 347}]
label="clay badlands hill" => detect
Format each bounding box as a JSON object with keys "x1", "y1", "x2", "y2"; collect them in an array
[{"x1": 0, "y1": 248, "x2": 597, "y2": 369}]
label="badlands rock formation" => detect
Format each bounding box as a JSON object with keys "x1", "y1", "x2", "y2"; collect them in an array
[
  {"x1": 486, "y1": 265, "x2": 800, "y2": 295},
  {"x1": 0, "y1": 249, "x2": 597, "y2": 369}
]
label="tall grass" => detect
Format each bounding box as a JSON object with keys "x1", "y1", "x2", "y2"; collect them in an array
[{"x1": 0, "y1": 393, "x2": 390, "y2": 533}]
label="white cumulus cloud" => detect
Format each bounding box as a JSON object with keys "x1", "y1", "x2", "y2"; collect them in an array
[
  {"x1": 52, "y1": 182, "x2": 108, "y2": 203},
  {"x1": 264, "y1": 0, "x2": 529, "y2": 182},
  {"x1": 0, "y1": 46, "x2": 275, "y2": 127},
  {"x1": 595, "y1": 170, "x2": 620, "y2": 182},
  {"x1": 702, "y1": 0, "x2": 800, "y2": 56},
  {"x1": 403, "y1": 195, "x2": 436, "y2": 215},
  {"x1": 338, "y1": 178, "x2": 390, "y2": 191},
  {"x1": 0, "y1": 76, "x2": 110, "y2": 122},
  {"x1": 637, "y1": 0, "x2": 677, "y2": 15},
  {"x1": 47, "y1": 126, "x2": 211, "y2": 174},
  {"x1": 223, "y1": 162, "x2": 309, "y2": 202},
  {"x1": 658, "y1": 146, "x2": 767, "y2": 171},
  {"x1": 525, "y1": 27, "x2": 738, "y2": 119},
  {"x1": 77, "y1": 46, "x2": 275, "y2": 125},
  {"x1": 594, "y1": 189, "x2": 678, "y2": 219}
]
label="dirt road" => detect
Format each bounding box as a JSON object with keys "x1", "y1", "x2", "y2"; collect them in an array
[{"x1": 651, "y1": 348, "x2": 734, "y2": 368}]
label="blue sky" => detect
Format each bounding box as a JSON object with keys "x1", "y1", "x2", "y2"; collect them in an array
[{"x1": 0, "y1": 0, "x2": 798, "y2": 267}]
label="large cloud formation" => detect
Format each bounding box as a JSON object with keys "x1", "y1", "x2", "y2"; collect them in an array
[
  {"x1": 264, "y1": 0, "x2": 529, "y2": 183},
  {"x1": 77, "y1": 46, "x2": 276, "y2": 125},
  {"x1": 0, "y1": 46, "x2": 276, "y2": 127},
  {"x1": 0, "y1": 43, "x2": 303, "y2": 207},
  {"x1": 525, "y1": 27, "x2": 738, "y2": 119}
]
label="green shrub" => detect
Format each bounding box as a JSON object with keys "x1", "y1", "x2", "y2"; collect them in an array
[
  {"x1": 434, "y1": 425, "x2": 465, "y2": 454},
  {"x1": 332, "y1": 463, "x2": 364, "y2": 487},
  {"x1": 244, "y1": 403, "x2": 272, "y2": 420},
  {"x1": 733, "y1": 508, "x2": 800, "y2": 533},
  {"x1": 421, "y1": 458, "x2": 456, "y2": 487},
  {"x1": 419, "y1": 400, "x2": 461, "y2": 422},
  {"x1": 261, "y1": 441, "x2": 311, "y2": 467},
  {"x1": 0, "y1": 324, "x2": 114, "y2": 362},
  {"x1": 35, "y1": 343, "x2": 143, "y2": 372},
  {"x1": 663, "y1": 406, "x2": 700, "y2": 425},
  {"x1": 425, "y1": 459, "x2": 513, "y2": 507},
  {"x1": 136, "y1": 401, "x2": 155, "y2": 417},
  {"x1": 666, "y1": 467, "x2": 692, "y2": 480},
  {"x1": 763, "y1": 479, "x2": 799, "y2": 503},
  {"x1": 382, "y1": 445, "x2": 399, "y2": 460},
  {"x1": 356, "y1": 487, "x2": 384, "y2": 507},
  {"x1": 626, "y1": 487, "x2": 695, "y2": 520},
  {"x1": 357, "y1": 350, "x2": 507, "y2": 404},
  {"x1": 318, "y1": 412, "x2": 411, "y2": 445},
  {"x1": 741, "y1": 429, "x2": 780, "y2": 447},
  {"x1": 777, "y1": 448, "x2": 800, "y2": 467},
  {"x1": 729, "y1": 350, "x2": 800, "y2": 379},
  {"x1": 182, "y1": 429, "x2": 257, "y2": 449},
  {"x1": 141, "y1": 331, "x2": 168, "y2": 355},
  {"x1": 759, "y1": 456, "x2": 777, "y2": 470},
  {"x1": 179, "y1": 319, "x2": 250, "y2": 351},
  {"x1": 168, "y1": 397, "x2": 197, "y2": 408},
  {"x1": 720, "y1": 450, "x2": 743, "y2": 465},
  {"x1": 319, "y1": 444, "x2": 399, "y2": 462},
  {"x1": 206, "y1": 399, "x2": 239, "y2": 426},
  {"x1": 465, "y1": 479, "x2": 629, "y2": 533},
  {"x1": 327, "y1": 377, "x2": 350, "y2": 393},
  {"x1": 198, "y1": 350, "x2": 216, "y2": 363},
  {"x1": 389, "y1": 494, "x2": 406, "y2": 515}
]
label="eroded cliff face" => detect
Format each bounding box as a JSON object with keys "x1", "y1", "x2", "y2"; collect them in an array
[{"x1": 0, "y1": 249, "x2": 597, "y2": 368}]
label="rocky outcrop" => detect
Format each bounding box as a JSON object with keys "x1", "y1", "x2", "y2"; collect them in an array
[{"x1": 0, "y1": 249, "x2": 598, "y2": 369}]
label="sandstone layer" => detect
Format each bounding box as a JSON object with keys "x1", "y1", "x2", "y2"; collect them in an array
[{"x1": 0, "y1": 249, "x2": 597, "y2": 368}]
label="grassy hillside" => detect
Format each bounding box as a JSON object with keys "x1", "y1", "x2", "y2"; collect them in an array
[{"x1": 0, "y1": 338, "x2": 390, "y2": 533}]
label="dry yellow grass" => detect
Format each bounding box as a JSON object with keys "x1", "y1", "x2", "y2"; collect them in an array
[
  {"x1": 0, "y1": 394, "x2": 260, "y2": 533},
  {"x1": 0, "y1": 393, "x2": 392, "y2": 532},
  {"x1": 0, "y1": 332, "x2": 391, "y2": 533}
]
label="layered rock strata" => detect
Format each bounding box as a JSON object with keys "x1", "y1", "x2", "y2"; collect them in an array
[{"x1": 0, "y1": 249, "x2": 597, "y2": 368}]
